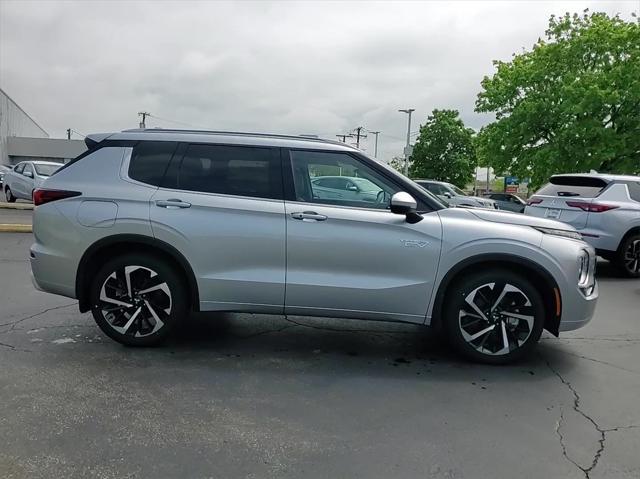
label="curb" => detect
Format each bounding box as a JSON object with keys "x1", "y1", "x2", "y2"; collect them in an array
[
  {"x1": 0, "y1": 202, "x2": 34, "y2": 210},
  {"x1": 0, "y1": 224, "x2": 32, "y2": 233}
]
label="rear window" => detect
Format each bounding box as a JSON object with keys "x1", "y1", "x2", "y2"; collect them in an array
[
  {"x1": 129, "y1": 141, "x2": 178, "y2": 186},
  {"x1": 535, "y1": 176, "x2": 608, "y2": 198}
]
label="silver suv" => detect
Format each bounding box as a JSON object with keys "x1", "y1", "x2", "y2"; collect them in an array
[
  {"x1": 30, "y1": 129, "x2": 598, "y2": 364},
  {"x1": 414, "y1": 179, "x2": 498, "y2": 209},
  {"x1": 525, "y1": 173, "x2": 640, "y2": 277}
]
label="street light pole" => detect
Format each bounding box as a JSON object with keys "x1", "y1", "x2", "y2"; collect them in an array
[
  {"x1": 369, "y1": 131, "x2": 380, "y2": 158},
  {"x1": 398, "y1": 109, "x2": 415, "y2": 175}
]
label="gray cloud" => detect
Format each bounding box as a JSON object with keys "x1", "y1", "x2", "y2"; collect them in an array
[{"x1": 1, "y1": 0, "x2": 637, "y2": 161}]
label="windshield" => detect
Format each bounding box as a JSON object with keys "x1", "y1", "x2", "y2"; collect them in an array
[
  {"x1": 448, "y1": 184, "x2": 467, "y2": 196},
  {"x1": 34, "y1": 163, "x2": 62, "y2": 177}
]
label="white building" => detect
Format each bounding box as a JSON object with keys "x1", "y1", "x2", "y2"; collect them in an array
[{"x1": 0, "y1": 88, "x2": 85, "y2": 166}]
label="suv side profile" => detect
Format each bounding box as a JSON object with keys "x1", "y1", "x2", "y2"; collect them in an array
[
  {"x1": 525, "y1": 173, "x2": 640, "y2": 277},
  {"x1": 30, "y1": 129, "x2": 598, "y2": 364}
]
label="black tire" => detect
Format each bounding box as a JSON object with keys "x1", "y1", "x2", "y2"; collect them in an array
[
  {"x1": 90, "y1": 253, "x2": 188, "y2": 346},
  {"x1": 5, "y1": 187, "x2": 16, "y2": 203},
  {"x1": 615, "y1": 233, "x2": 640, "y2": 278},
  {"x1": 443, "y1": 269, "x2": 545, "y2": 365}
]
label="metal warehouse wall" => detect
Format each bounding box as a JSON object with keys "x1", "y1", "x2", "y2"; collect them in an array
[{"x1": 0, "y1": 88, "x2": 49, "y2": 165}]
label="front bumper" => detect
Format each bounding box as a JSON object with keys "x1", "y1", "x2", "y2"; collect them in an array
[{"x1": 558, "y1": 280, "x2": 598, "y2": 332}]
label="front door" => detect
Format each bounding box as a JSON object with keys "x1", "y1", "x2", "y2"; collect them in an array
[
  {"x1": 149, "y1": 142, "x2": 286, "y2": 314},
  {"x1": 284, "y1": 149, "x2": 442, "y2": 324}
]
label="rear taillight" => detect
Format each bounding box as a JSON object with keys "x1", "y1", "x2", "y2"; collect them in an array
[
  {"x1": 33, "y1": 189, "x2": 81, "y2": 206},
  {"x1": 527, "y1": 198, "x2": 543, "y2": 205},
  {"x1": 565, "y1": 201, "x2": 619, "y2": 213}
]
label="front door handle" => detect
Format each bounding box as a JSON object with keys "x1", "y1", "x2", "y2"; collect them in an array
[
  {"x1": 291, "y1": 211, "x2": 328, "y2": 221},
  {"x1": 155, "y1": 199, "x2": 191, "y2": 209}
]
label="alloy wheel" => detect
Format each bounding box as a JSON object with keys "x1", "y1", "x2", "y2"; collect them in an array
[
  {"x1": 98, "y1": 265, "x2": 172, "y2": 337},
  {"x1": 458, "y1": 282, "x2": 535, "y2": 356},
  {"x1": 623, "y1": 239, "x2": 640, "y2": 274}
]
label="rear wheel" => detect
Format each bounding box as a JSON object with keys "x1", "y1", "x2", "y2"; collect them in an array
[
  {"x1": 4, "y1": 187, "x2": 15, "y2": 203},
  {"x1": 615, "y1": 234, "x2": 640, "y2": 278},
  {"x1": 90, "y1": 253, "x2": 188, "y2": 346},
  {"x1": 443, "y1": 270, "x2": 545, "y2": 364}
]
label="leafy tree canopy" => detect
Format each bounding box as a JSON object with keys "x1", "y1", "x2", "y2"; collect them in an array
[
  {"x1": 409, "y1": 109, "x2": 476, "y2": 188},
  {"x1": 476, "y1": 11, "x2": 640, "y2": 187}
]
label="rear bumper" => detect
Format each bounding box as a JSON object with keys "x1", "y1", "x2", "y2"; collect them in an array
[{"x1": 30, "y1": 243, "x2": 77, "y2": 299}]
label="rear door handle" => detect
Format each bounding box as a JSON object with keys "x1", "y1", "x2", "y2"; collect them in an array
[
  {"x1": 155, "y1": 199, "x2": 191, "y2": 209},
  {"x1": 291, "y1": 211, "x2": 328, "y2": 221}
]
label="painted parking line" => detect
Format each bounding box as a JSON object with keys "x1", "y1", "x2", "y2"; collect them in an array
[
  {"x1": 0, "y1": 224, "x2": 32, "y2": 233},
  {"x1": 0, "y1": 202, "x2": 34, "y2": 210}
]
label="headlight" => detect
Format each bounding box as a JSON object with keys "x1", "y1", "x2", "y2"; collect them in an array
[{"x1": 533, "y1": 226, "x2": 583, "y2": 241}]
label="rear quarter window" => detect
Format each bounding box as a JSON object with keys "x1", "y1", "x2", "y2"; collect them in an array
[
  {"x1": 536, "y1": 176, "x2": 608, "y2": 198},
  {"x1": 626, "y1": 182, "x2": 640, "y2": 202},
  {"x1": 129, "y1": 141, "x2": 178, "y2": 186}
]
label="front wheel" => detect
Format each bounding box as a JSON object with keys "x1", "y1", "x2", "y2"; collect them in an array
[
  {"x1": 443, "y1": 270, "x2": 545, "y2": 364},
  {"x1": 90, "y1": 253, "x2": 188, "y2": 346},
  {"x1": 616, "y1": 234, "x2": 640, "y2": 278}
]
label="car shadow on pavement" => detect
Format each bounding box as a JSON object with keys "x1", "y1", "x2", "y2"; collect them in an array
[{"x1": 131, "y1": 311, "x2": 576, "y2": 383}]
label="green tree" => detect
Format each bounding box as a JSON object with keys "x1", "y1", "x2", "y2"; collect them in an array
[
  {"x1": 476, "y1": 11, "x2": 640, "y2": 187},
  {"x1": 409, "y1": 109, "x2": 476, "y2": 188}
]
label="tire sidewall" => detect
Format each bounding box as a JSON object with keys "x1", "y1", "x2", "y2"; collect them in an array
[
  {"x1": 90, "y1": 253, "x2": 187, "y2": 346},
  {"x1": 616, "y1": 234, "x2": 640, "y2": 278},
  {"x1": 5, "y1": 187, "x2": 15, "y2": 203},
  {"x1": 443, "y1": 269, "x2": 545, "y2": 365}
]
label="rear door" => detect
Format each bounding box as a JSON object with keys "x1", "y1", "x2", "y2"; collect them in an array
[
  {"x1": 149, "y1": 142, "x2": 286, "y2": 314},
  {"x1": 525, "y1": 176, "x2": 608, "y2": 229}
]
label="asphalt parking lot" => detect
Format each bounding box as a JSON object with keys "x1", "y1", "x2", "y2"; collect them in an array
[{"x1": 1, "y1": 229, "x2": 639, "y2": 479}]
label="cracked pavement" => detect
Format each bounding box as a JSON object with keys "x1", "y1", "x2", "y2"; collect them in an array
[{"x1": 1, "y1": 233, "x2": 639, "y2": 478}]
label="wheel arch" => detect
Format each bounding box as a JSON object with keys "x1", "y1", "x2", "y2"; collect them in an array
[
  {"x1": 430, "y1": 253, "x2": 562, "y2": 336},
  {"x1": 76, "y1": 234, "x2": 200, "y2": 313},
  {"x1": 617, "y1": 226, "x2": 640, "y2": 252}
]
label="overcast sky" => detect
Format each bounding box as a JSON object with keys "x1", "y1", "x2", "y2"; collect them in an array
[{"x1": 1, "y1": 0, "x2": 637, "y2": 161}]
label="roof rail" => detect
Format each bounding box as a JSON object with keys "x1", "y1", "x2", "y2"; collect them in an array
[{"x1": 120, "y1": 128, "x2": 358, "y2": 149}]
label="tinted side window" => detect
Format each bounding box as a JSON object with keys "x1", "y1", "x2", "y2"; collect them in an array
[
  {"x1": 129, "y1": 141, "x2": 178, "y2": 186},
  {"x1": 176, "y1": 144, "x2": 281, "y2": 199}
]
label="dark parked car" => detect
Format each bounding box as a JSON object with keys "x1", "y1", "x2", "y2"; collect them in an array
[{"x1": 484, "y1": 193, "x2": 526, "y2": 213}]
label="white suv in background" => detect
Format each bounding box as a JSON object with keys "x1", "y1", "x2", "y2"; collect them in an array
[{"x1": 525, "y1": 173, "x2": 640, "y2": 277}]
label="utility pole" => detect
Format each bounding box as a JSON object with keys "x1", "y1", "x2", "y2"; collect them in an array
[
  {"x1": 336, "y1": 133, "x2": 353, "y2": 143},
  {"x1": 398, "y1": 109, "x2": 415, "y2": 175},
  {"x1": 66, "y1": 128, "x2": 71, "y2": 140},
  {"x1": 138, "y1": 111, "x2": 150, "y2": 129},
  {"x1": 368, "y1": 131, "x2": 380, "y2": 158},
  {"x1": 353, "y1": 126, "x2": 367, "y2": 149}
]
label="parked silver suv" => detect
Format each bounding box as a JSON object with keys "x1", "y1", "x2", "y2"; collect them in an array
[
  {"x1": 414, "y1": 179, "x2": 498, "y2": 209},
  {"x1": 525, "y1": 173, "x2": 640, "y2": 277},
  {"x1": 30, "y1": 129, "x2": 598, "y2": 364}
]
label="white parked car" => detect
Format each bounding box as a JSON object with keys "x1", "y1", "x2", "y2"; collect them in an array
[
  {"x1": 3, "y1": 161, "x2": 62, "y2": 202},
  {"x1": 525, "y1": 173, "x2": 640, "y2": 277}
]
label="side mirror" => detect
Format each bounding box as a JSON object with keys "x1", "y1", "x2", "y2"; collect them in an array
[
  {"x1": 443, "y1": 192, "x2": 452, "y2": 199},
  {"x1": 24, "y1": 171, "x2": 33, "y2": 178},
  {"x1": 346, "y1": 184, "x2": 358, "y2": 192},
  {"x1": 390, "y1": 192, "x2": 422, "y2": 223}
]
